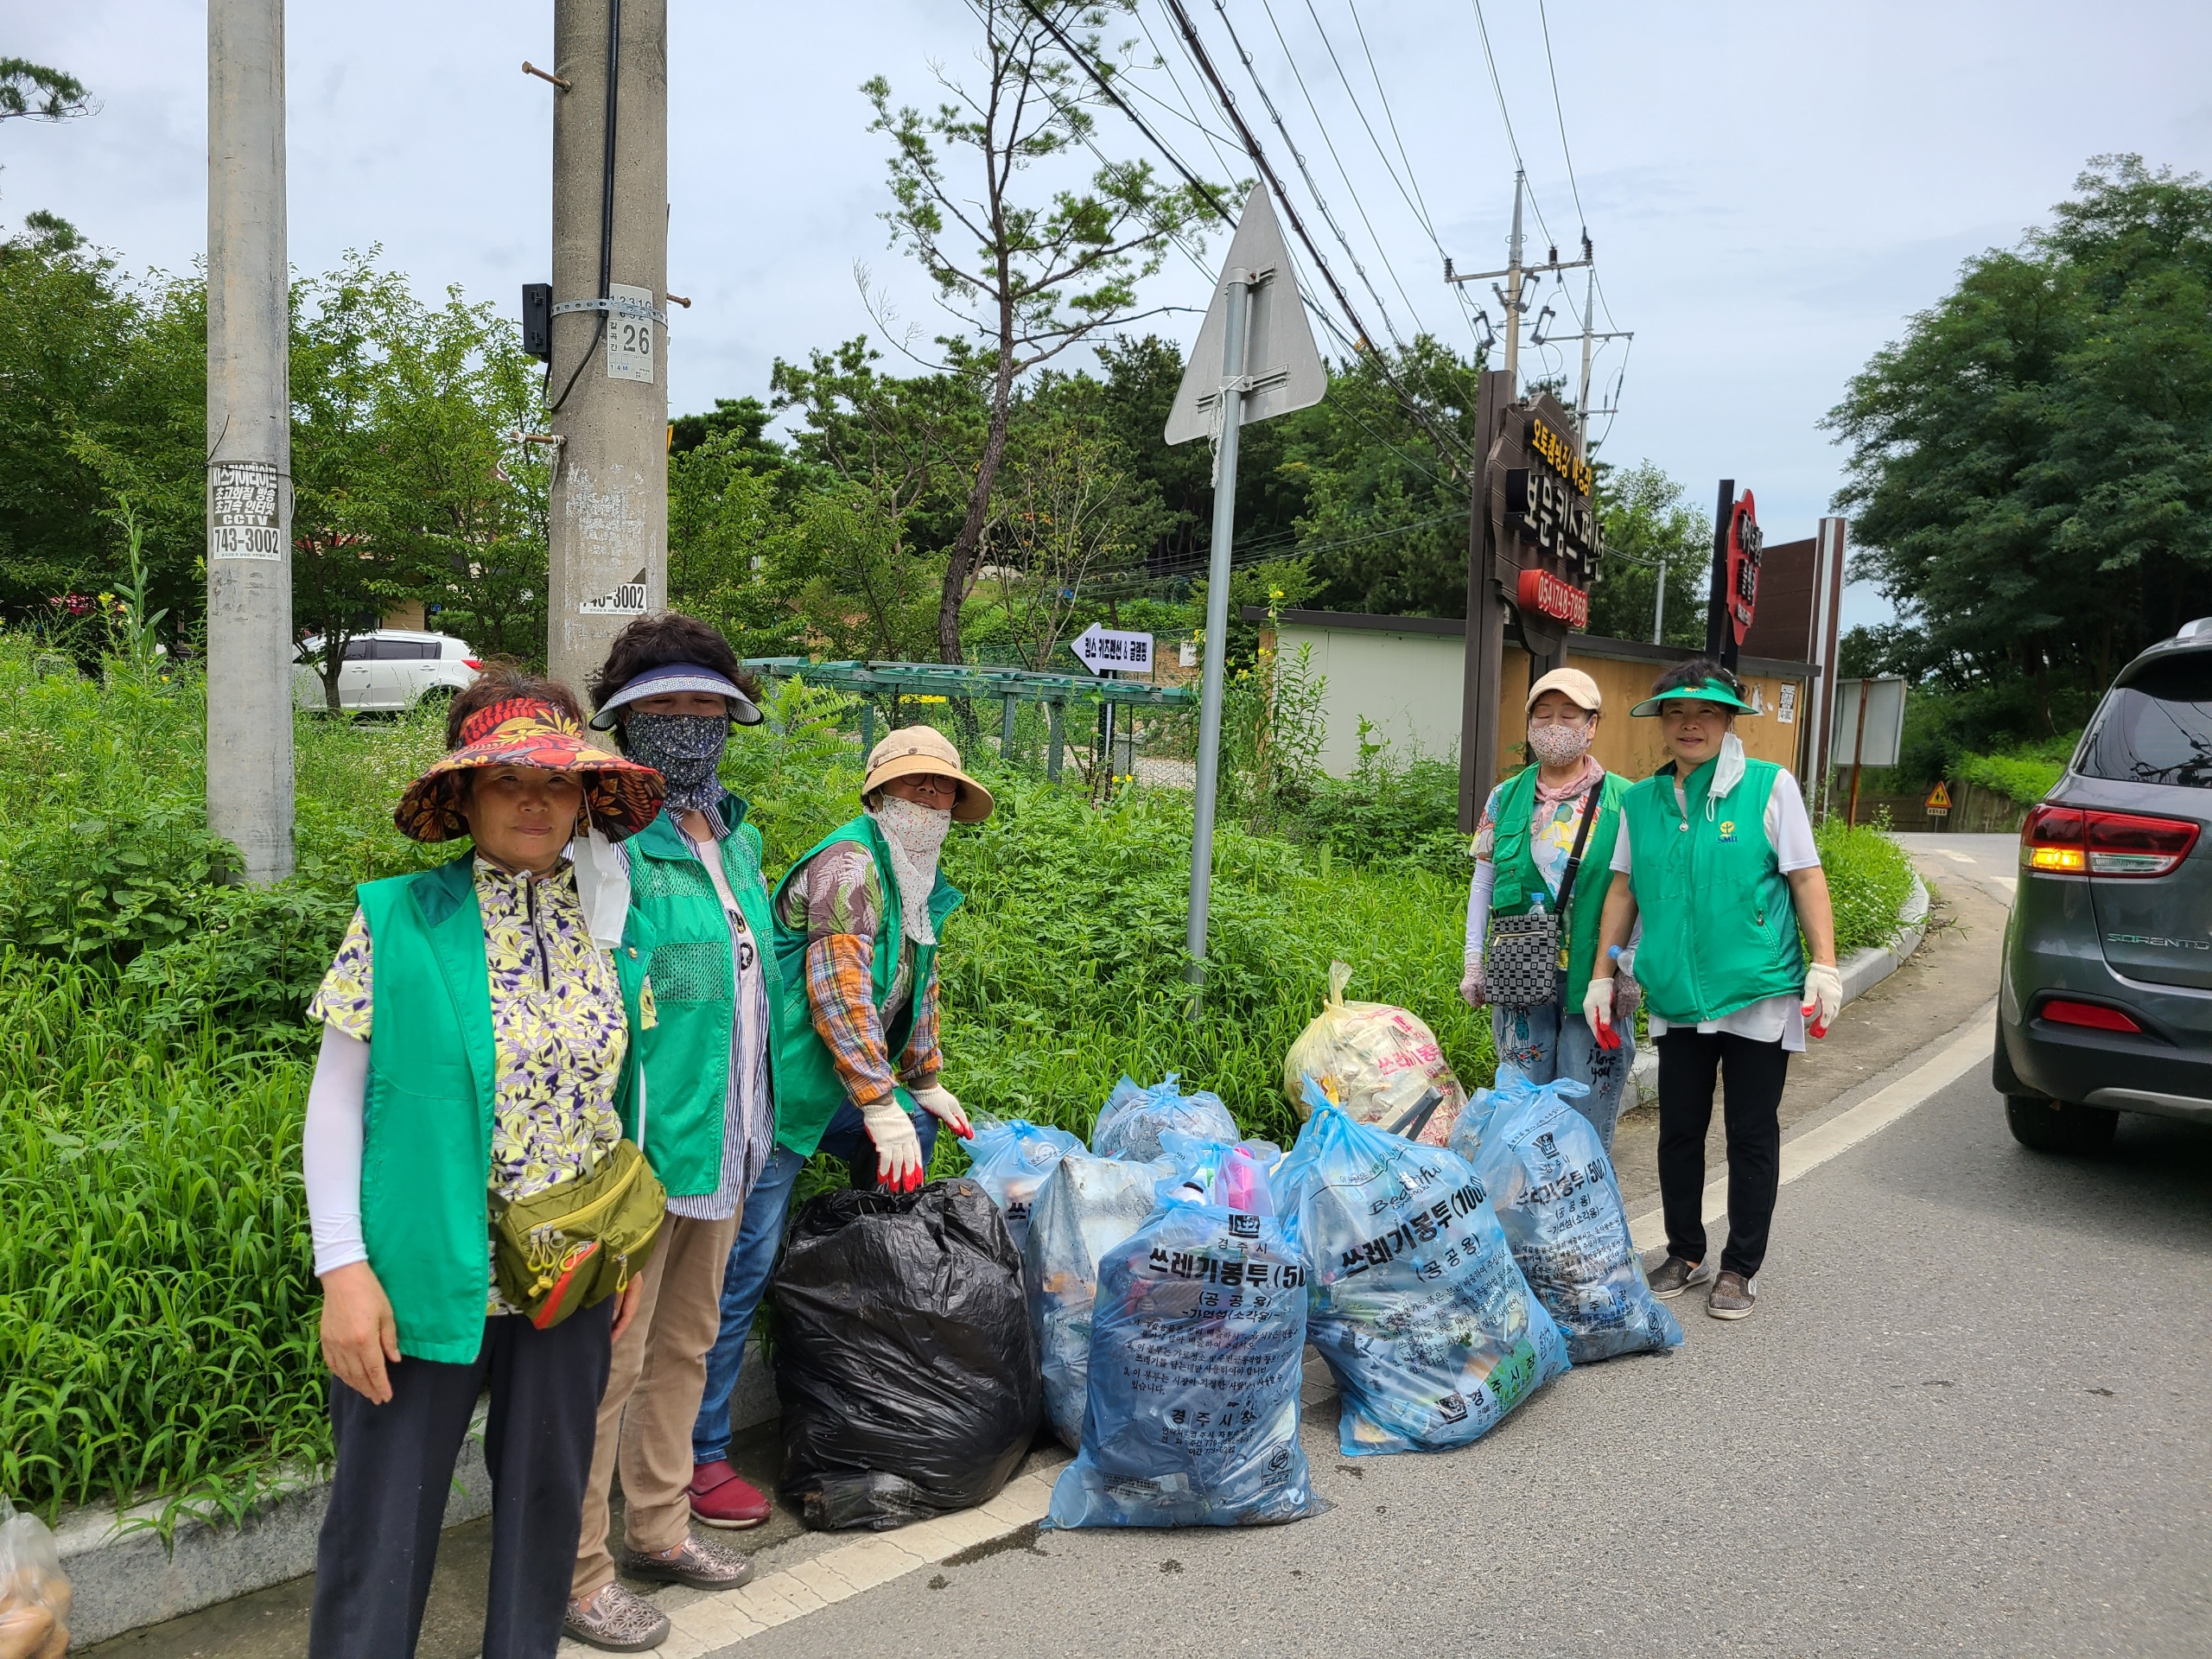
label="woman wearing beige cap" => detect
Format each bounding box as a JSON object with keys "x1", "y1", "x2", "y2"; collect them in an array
[
  {"x1": 1462, "y1": 666, "x2": 1641, "y2": 1151},
  {"x1": 682, "y1": 726, "x2": 992, "y2": 1535}
]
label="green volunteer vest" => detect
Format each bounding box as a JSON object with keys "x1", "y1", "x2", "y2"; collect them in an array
[
  {"x1": 1621, "y1": 755, "x2": 1805, "y2": 1027},
  {"x1": 355, "y1": 855, "x2": 654, "y2": 1363},
  {"x1": 769, "y1": 815, "x2": 963, "y2": 1160},
  {"x1": 1487, "y1": 765, "x2": 1630, "y2": 1011},
  {"x1": 620, "y1": 795, "x2": 787, "y2": 1198}
]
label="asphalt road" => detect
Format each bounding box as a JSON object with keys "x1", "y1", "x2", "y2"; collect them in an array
[{"x1": 729, "y1": 1056, "x2": 2212, "y2": 1658}]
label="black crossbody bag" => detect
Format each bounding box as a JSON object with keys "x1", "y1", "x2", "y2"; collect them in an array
[{"x1": 1484, "y1": 780, "x2": 1603, "y2": 1009}]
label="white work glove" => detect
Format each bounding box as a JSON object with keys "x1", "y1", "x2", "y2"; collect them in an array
[
  {"x1": 856, "y1": 1094, "x2": 925, "y2": 1192},
  {"x1": 1802, "y1": 962, "x2": 1844, "y2": 1039},
  {"x1": 1581, "y1": 976, "x2": 1622, "y2": 1050},
  {"x1": 908, "y1": 1079, "x2": 973, "y2": 1141},
  {"x1": 1459, "y1": 960, "x2": 1487, "y2": 1011}
]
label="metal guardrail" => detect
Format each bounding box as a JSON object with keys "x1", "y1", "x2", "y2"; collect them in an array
[{"x1": 742, "y1": 658, "x2": 1194, "y2": 786}]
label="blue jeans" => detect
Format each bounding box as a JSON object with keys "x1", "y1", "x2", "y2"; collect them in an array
[
  {"x1": 690, "y1": 1099, "x2": 940, "y2": 1467},
  {"x1": 1490, "y1": 1001, "x2": 1636, "y2": 1155}
]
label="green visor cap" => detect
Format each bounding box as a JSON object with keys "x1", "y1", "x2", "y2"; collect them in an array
[{"x1": 1629, "y1": 677, "x2": 1759, "y2": 718}]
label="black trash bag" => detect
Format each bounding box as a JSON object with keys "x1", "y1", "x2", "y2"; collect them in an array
[{"x1": 772, "y1": 1177, "x2": 1043, "y2": 1530}]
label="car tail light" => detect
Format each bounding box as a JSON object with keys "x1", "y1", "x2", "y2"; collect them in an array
[
  {"x1": 2020, "y1": 804, "x2": 2199, "y2": 877},
  {"x1": 2038, "y1": 998, "x2": 2145, "y2": 1034},
  {"x1": 462, "y1": 658, "x2": 483, "y2": 671}
]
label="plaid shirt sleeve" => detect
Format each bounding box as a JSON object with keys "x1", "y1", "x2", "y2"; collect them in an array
[
  {"x1": 804, "y1": 934, "x2": 901, "y2": 1109},
  {"x1": 898, "y1": 962, "x2": 942, "y2": 1087}
]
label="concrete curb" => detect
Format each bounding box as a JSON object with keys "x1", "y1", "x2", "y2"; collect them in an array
[
  {"x1": 1629, "y1": 874, "x2": 1931, "y2": 1106},
  {"x1": 57, "y1": 1340, "x2": 779, "y2": 1649}
]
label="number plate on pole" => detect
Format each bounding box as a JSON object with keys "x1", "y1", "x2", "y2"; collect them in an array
[{"x1": 606, "y1": 282, "x2": 655, "y2": 383}]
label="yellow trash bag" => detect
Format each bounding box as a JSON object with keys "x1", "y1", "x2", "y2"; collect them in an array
[{"x1": 1283, "y1": 962, "x2": 1465, "y2": 1147}]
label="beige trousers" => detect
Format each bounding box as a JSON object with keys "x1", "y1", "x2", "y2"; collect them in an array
[{"x1": 571, "y1": 1206, "x2": 741, "y2": 1600}]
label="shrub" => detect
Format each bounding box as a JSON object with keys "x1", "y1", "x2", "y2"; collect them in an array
[{"x1": 1815, "y1": 817, "x2": 1919, "y2": 956}]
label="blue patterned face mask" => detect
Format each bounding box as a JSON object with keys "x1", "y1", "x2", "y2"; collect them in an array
[{"x1": 625, "y1": 712, "x2": 728, "y2": 815}]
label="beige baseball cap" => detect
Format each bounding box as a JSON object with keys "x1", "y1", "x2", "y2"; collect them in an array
[{"x1": 1525, "y1": 666, "x2": 1603, "y2": 714}]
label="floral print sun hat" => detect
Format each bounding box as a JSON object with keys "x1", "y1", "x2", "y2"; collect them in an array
[{"x1": 395, "y1": 695, "x2": 666, "y2": 843}]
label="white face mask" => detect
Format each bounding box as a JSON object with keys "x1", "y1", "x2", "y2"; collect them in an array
[{"x1": 868, "y1": 793, "x2": 953, "y2": 946}]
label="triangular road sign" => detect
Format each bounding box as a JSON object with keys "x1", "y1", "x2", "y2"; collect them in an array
[{"x1": 1165, "y1": 185, "x2": 1327, "y2": 445}]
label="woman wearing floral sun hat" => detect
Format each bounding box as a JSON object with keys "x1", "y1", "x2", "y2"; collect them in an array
[
  {"x1": 1588, "y1": 659, "x2": 1842, "y2": 1323},
  {"x1": 683, "y1": 724, "x2": 991, "y2": 1533},
  {"x1": 301, "y1": 667, "x2": 666, "y2": 1659}
]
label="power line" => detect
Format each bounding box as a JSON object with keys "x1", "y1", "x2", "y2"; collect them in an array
[
  {"x1": 1467, "y1": 0, "x2": 1555, "y2": 250},
  {"x1": 1535, "y1": 0, "x2": 1586, "y2": 235}
]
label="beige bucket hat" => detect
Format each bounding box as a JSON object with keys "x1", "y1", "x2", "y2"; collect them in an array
[
  {"x1": 863, "y1": 725, "x2": 995, "y2": 823},
  {"x1": 1525, "y1": 666, "x2": 1603, "y2": 713}
]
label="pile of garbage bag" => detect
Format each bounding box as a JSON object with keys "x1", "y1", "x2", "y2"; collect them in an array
[
  {"x1": 1282, "y1": 962, "x2": 1465, "y2": 1147},
  {"x1": 0, "y1": 1498, "x2": 69, "y2": 1659},
  {"x1": 964, "y1": 1117, "x2": 1084, "y2": 1255},
  {"x1": 1275, "y1": 1080, "x2": 1571, "y2": 1455},
  {"x1": 1021, "y1": 1149, "x2": 1172, "y2": 1449},
  {"x1": 772, "y1": 1179, "x2": 1041, "y2": 1530},
  {"x1": 1045, "y1": 1154, "x2": 1319, "y2": 1529},
  {"x1": 1449, "y1": 1071, "x2": 1682, "y2": 1363},
  {"x1": 1091, "y1": 1073, "x2": 1236, "y2": 1162}
]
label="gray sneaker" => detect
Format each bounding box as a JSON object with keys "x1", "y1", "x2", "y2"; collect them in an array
[
  {"x1": 1707, "y1": 1270, "x2": 1757, "y2": 1319},
  {"x1": 565, "y1": 1584, "x2": 670, "y2": 1653},
  {"x1": 1647, "y1": 1255, "x2": 1715, "y2": 1300},
  {"x1": 623, "y1": 1532, "x2": 756, "y2": 1592}
]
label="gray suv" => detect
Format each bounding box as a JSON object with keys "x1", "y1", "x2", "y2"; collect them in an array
[{"x1": 1995, "y1": 618, "x2": 2212, "y2": 1151}]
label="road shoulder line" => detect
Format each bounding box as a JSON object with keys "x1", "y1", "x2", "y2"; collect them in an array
[{"x1": 1628, "y1": 998, "x2": 1997, "y2": 1252}]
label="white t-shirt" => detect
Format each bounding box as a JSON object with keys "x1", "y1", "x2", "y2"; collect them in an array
[{"x1": 1611, "y1": 766, "x2": 1821, "y2": 1051}]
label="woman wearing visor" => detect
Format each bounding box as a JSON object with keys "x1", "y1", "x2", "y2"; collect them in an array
[
  {"x1": 1462, "y1": 666, "x2": 1640, "y2": 1153},
  {"x1": 564, "y1": 615, "x2": 785, "y2": 1651},
  {"x1": 1588, "y1": 660, "x2": 1842, "y2": 1322}
]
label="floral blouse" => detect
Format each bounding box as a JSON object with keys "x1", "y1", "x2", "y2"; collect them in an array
[{"x1": 308, "y1": 856, "x2": 652, "y2": 1314}]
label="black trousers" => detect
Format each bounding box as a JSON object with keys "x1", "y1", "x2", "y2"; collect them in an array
[
  {"x1": 1655, "y1": 1027, "x2": 1791, "y2": 1279},
  {"x1": 309, "y1": 1300, "x2": 613, "y2": 1659}
]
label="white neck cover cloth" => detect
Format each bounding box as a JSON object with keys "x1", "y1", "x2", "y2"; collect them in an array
[
  {"x1": 868, "y1": 795, "x2": 953, "y2": 947},
  {"x1": 569, "y1": 823, "x2": 632, "y2": 949}
]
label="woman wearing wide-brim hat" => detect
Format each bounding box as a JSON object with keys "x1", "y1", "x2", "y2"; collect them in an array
[
  {"x1": 1588, "y1": 659, "x2": 1842, "y2": 1323},
  {"x1": 1462, "y1": 666, "x2": 1643, "y2": 1154},
  {"x1": 683, "y1": 726, "x2": 992, "y2": 1530},
  {"x1": 300, "y1": 668, "x2": 668, "y2": 1659}
]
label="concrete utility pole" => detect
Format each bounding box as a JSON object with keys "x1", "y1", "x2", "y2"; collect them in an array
[
  {"x1": 546, "y1": 0, "x2": 669, "y2": 692},
  {"x1": 1443, "y1": 172, "x2": 1592, "y2": 397},
  {"x1": 206, "y1": 0, "x2": 294, "y2": 883},
  {"x1": 1503, "y1": 168, "x2": 1523, "y2": 385}
]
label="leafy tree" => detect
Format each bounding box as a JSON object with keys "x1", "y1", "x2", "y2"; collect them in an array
[
  {"x1": 863, "y1": 0, "x2": 1221, "y2": 664},
  {"x1": 0, "y1": 60, "x2": 93, "y2": 124},
  {"x1": 1828, "y1": 156, "x2": 2212, "y2": 736},
  {"x1": 667, "y1": 437, "x2": 803, "y2": 657},
  {"x1": 980, "y1": 400, "x2": 1142, "y2": 669},
  {"x1": 1585, "y1": 461, "x2": 1710, "y2": 647}
]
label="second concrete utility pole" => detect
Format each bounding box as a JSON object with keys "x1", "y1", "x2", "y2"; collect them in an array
[{"x1": 546, "y1": 0, "x2": 669, "y2": 691}]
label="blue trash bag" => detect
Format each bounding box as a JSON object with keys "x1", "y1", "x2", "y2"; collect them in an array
[
  {"x1": 1154, "y1": 1129, "x2": 1284, "y2": 1217},
  {"x1": 1274, "y1": 1079, "x2": 1571, "y2": 1457},
  {"x1": 1091, "y1": 1074, "x2": 1237, "y2": 1162},
  {"x1": 1043, "y1": 1171, "x2": 1319, "y2": 1529},
  {"x1": 1447, "y1": 1071, "x2": 1684, "y2": 1364},
  {"x1": 1020, "y1": 1149, "x2": 1173, "y2": 1450},
  {"x1": 964, "y1": 1118, "x2": 1085, "y2": 1255}
]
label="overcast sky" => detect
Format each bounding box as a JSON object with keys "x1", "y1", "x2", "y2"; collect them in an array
[{"x1": 10, "y1": 1, "x2": 2212, "y2": 634}]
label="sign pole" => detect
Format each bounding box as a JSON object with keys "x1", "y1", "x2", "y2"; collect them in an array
[
  {"x1": 1704, "y1": 478, "x2": 1734, "y2": 664},
  {"x1": 1185, "y1": 269, "x2": 1252, "y2": 1001},
  {"x1": 1846, "y1": 683, "x2": 1870, "y2": 830}
]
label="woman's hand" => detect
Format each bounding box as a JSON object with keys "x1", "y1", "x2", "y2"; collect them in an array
[
  {"x1": 608, "y1": 1275, "x2": 645, "y2": 1344},
  {"x1": 909, "y1": 1079, "x2": 972, "y2": 1140},
  {"x1": 320, "y1": 1262, "x2": 400, "y2": 1404},
  {"x1": 1459, "y1": 961, "x2": 1488, "y2": 1011},
  {"x1": 1581, "y1": 976, "x2": 1622, "y2": 1049}
]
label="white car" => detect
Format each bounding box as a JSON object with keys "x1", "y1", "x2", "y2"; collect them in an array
[{"x1": 293, "y1": 629, "x2": 481, "y2": 712}]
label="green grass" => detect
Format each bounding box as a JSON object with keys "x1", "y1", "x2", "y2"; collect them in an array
[
  {"x1": 0, "y1": 639, "x2": 1912, "y2": 1521},
  {"x1": 1952, "y1": 734, "x2": 2079, "y2": 806},
  {"x1": 1815, "y1": 817, "x2": 1920, "y2": 955}
]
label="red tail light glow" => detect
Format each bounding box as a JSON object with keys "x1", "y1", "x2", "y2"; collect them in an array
[
  {"x1": 462, "y1": 658, "x2": 483, "y2": 671},
  {"x1": 2038, "y1": 998, "x2": 2145, "y2": 1034},
  {"x1": 2020, "y1": 804, "x2": 2199, "y2": 877}
]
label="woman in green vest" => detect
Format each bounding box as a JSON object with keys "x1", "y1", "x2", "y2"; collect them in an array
[
  {"x1": 301, "y1": 670, "x2": 665, "y2": 1659},
  {"x1": 685, "y1": 725, "x2": 989, "y2": 1533},
  {"x1": 1461, "y1": 667, "x2": 1640, "y2": 1152},
  {"x1": 1586, "y1": 659, "x2": 1844, "y2": 1323},
  {"x1": 564, "y1": 615, "x2": 785, "y2": 1650}
]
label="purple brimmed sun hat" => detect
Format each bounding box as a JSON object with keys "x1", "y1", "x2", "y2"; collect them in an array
[{"x1": 588, "y1": 661, "x2": 763, "y2": 729}]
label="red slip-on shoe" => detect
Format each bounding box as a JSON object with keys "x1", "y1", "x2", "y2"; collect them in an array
[{"x1": 688, "y1": 1459, "x2": 771, "y2": 1529}]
